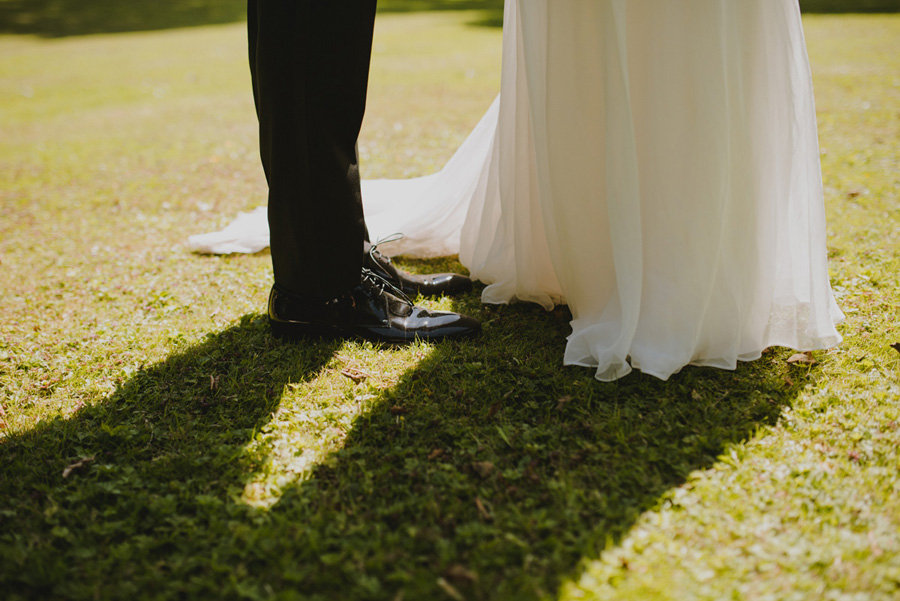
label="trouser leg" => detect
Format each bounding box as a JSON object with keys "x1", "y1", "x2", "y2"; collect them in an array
[{"x1": 249, "y1": 0, "x2": 376, "y2": 300}]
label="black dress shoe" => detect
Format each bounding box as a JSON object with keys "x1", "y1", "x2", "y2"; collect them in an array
[
  {"x1": 363, "y1": 239, "x2": 473, "y2": 297},
  {"x1": 268, "y1": 268, "x2": 480, "y2": 344}
]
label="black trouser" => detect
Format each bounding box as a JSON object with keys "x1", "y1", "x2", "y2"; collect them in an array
[{"x1": 248, "y1": 0, "x2": 376, "y2": 300}]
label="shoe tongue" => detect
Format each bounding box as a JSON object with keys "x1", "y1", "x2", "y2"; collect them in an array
[{"x1": 377, "y1": 256, "x2": 399, "y2": 278}]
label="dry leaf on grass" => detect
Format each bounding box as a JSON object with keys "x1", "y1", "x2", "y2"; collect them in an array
[
  {"x1": 787, "y1": 352, "x2": 816, "y2": 366},
  {"x1": 472, "y1": 461, "x2": 495, "y2": 478},
  {"x1": 341, "y1": 367, "x2": 370, "y2": 383},
  {"x1": 445, "y1": 564, "x2": 479, "y2": 584},
  {"x1": 475, "y1": 497, "x2": 492, "y2": 521},
  {"x1": 436, "y1": 577, "x2": 464, "y2": 601},
  {"x1": 62, "y1": 456, "x2": 95, "y2": 478}
]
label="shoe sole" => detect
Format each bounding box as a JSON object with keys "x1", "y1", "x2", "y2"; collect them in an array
[
  {"x1": 270, "y1": 319, "x2": 479, "y2": 345},
  {"x1": 401, "y1": 282, "x2": 474, "y2": 298}
]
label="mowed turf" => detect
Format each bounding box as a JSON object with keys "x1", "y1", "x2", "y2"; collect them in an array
[{"x1": 1, "y1": 12, "x2": 898, "y2": 601}]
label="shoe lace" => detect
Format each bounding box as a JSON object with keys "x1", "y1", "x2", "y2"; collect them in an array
[
  {"x1": 361, "y1": 266, "x2": 414, "y2": 307},
  {"x1": 367, "y1": 232, "x2": 404, "y2": 266}
]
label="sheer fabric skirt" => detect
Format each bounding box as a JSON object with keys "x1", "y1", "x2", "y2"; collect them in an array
[
  {"x1": 460, "y1": 0, "x2": 844, "y2": 380},
  {"x1": 389, "y1": 0, "x2": 843, "y2": 380}
]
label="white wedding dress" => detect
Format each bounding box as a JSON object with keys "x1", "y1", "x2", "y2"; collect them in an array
[{"x1": 190, "y1": 0, "x2": 843, "y2": 381}]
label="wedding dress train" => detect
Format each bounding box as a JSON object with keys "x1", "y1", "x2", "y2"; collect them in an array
[{"x1": 190, "y1": 0, "x2": 843, "y2": 381}]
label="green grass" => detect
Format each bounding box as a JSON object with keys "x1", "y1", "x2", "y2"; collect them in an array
[
  {"x1": 0, "y1": 1, "x2": 895, "y2": 38},
  {"x1": 1, "y1": 11, "x2": 899, "y2": 601},
  {"x1": 0, "y1": 0, "x2": 507, "y2": 37}
]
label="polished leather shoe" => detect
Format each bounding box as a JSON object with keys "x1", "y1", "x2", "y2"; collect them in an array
[
  {"x1": 363, "y1": 238, "x2": 472, "y2": 297},
  {"x1": 268, "y1": 269, "x2": 480, "y2": 344}
]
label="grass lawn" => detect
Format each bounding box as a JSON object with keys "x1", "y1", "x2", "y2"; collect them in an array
[{"x1": 1, "y1": 10, "x2": 899, "y2": 601}]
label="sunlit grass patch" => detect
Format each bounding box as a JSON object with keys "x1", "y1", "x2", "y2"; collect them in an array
[{"x1": 1, "y1": 11, "x2": 899, "y2": 601}]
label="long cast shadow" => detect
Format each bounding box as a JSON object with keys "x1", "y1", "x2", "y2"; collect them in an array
[
  {"x1": 248, "y1": 291, "x2": 812, "y2": 599},
  {"x1": 0, "y1": 314, "x2": 339, "y2": 598},
  {"x1": 0, "y1": 284, "x2": 814, "y2": 599}
]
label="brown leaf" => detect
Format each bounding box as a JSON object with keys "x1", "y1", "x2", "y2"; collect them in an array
[
  {"x1": 691, "y1": 389, "x2": 703, "y2": 401},
  {"x1": 341, "y1": 367, "x2": 370, "y2": 383},
  {"x1": 436, "y1": 577, "x2": 465, "y2": 601},
  {"x1": 556, "y1": 395, "x2": 572, "y2": 411},
  {"x1": 0, "y1": 404, "x2": 6, "y2": 417},
  {"x1": 787, "y1": 352, "x2": 816, "y2": 366},
  {"x1": 472, "y1": 461, "x2": 495, "y2": 478},
  {"x1": 475, "y1": 497, "x2": 493, "y2": 521},
  {"x1": 848, "y1": 449, "x2": 861, "y2": 462},
  {"x1": 389, "y1": 405, "x2": 408, "y2": 415},
  {"x1": 487, "y1": 401, "x2": 502, "y2": 418},
  {"x1": 62, "y1": 456, "x2": 95, "y2": 479},
  {"x1": 445, "y1": 564, "x2": 479, "y2": 584},
  {"x1": 428, "y1": 449, "x2": 444, "y2": 461},
  {"x1": 814, "y1": 442, "x2": 833, "y2": 455}
]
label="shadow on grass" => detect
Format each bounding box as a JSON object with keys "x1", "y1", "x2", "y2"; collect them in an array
[
  {"x1": 800, "y1": 0, "x2": 900, "y2": 12},
  {"x1": 1, "y1": 0, "x2": 895, "y2": 38},
  {"x1": 0, "y1": 0, "x2": 505, "y2": 38},
  {"x1": 1, "y1": 0, "x2": 895, "y2": 37},
  {"x1": 0, "y1": 286, "x2": 813, "y2": 599},
  {"x1": 0, "y1": 0, "x2": 247, "y2": 37}
]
